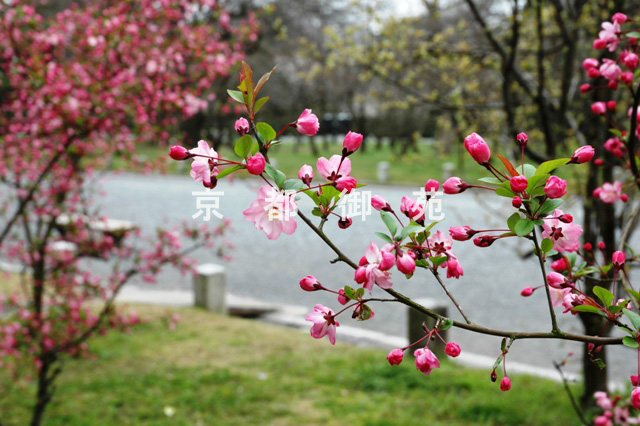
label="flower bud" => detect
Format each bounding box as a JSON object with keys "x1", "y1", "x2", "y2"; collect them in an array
[
  {"x1": 500, "y1": 377, "x2": 511, "y2": 391},
  {"x1": 449, "y1": 226, "x2": 476, "y2": 241},
  {"x1": 570, "y1": 145, "x2": 595, "y2": 164},
  {"x1": 591, "y1": 102, "x2": 607, "y2": 115},
  {"x1": 612, "y1": 12, "x2": 628, "y2": 24},
  {"x1": 169, "y1": 145, "x2": 189, "y2": 160},
  {"x1": 521, "y1": 286, "x2": 534, "y2": 297},
  {"x1": 594, "y1": 158, "x2": 604, "y2": 166},
  {"x1": 342, "y1": 131, "x2": 363, "y2": 155},
  {"x1": 582, "y1": 58, "x2": 599, "y2": 71},
  {"x1": 354, "y1": 266, "x2": 367, "y2": 284},
  {"x1": 608, "y1": 80, "x2": 619, "y2": 91},
  {"x1": 490, "y1": 370, "x2": 497, "y2": 382},
  {"x1": 583, "y1": 242, "x2": 593, "y2": 251},
  {"x1": 512, "y1": 196, "x2": 522, "y2": 208},
  {"x1": 298, "y1": 164, "x2": 313, "y2": 185},
  {"x1": 246, "y1": 153, "x2": 266, "y2": 175},
  {"x1": 544, "y1": 176, "x2": 567, "y2": 199},
  {"x1": 516, "y1": 132, "x2": 528, "y2": 147},
  {"x1": 510, "y1": 175, "x2": 528, "y2": 193},
  {"x1": 337, "y1": 288, "x2": 349, "y2": 305},
  {"x1": 622, "y1": 71, "x2": 634, "y2": 85},
  {"x1": 299, "y1": 275, "x2": 322, "y2": 291},
  {"x1": 425, "y1": 179, "x2": 440, "y2": 194},
  {"x1": 547, "y1": 271, "x2": 568, "y2": 289},
  {"x1": 598, "y1": 242, "x2": 606, "y2": 250},
  {"x1": 612, "y1": 250, "x2": 626, "y2": 269},
  {"x1": 444, "y1": 342, "x2": 461, "y2": 357},
  {"x1": 624, "y1": 53, "x2": 639, "y2": 70},
  {"x1": 580, "y1": 84, "x2": 591, "y2": 94},
  {"x1": 295, "y1": 109, "x2": 320, "y2": 136},
  {"x1": 631, "y1": 375, "x2": 639, "y2": 387},
  {"x1": 335, "y1": 176, "x2": 357, "y2": 194},
  {"x1": 396, "y1": 252, "x2": 416, "y2": 275},
  {"x1": 387, "y1": 348, "x2": 404, "y2": 366},
  {"x1": 593, "y1": 39, "x2": 607, "y2": 49},
  {"x1": 464, "y1": 132, "x2": 491, "y2": 164},
  {"x1": 551, "y1": 258, "x2": 569, "y2": 272},
  {"x1": 587, "y1": 68, "x2": 601, "y2": 78},
  {"x1": 607, "y1": 100, "x2": 617, "y2": 110},
  {"x1": 622, "y1": 194, "x2": 629, "y2": 202},
  {"x1": 632, "y1": 387, "x2": 640, "y2": 410},
  {"x1": 371, "y1": 195, "x2": 391, "y2": 212},
  {"x1": 235, "y1": 117, "x2": 249, "y2": 136},
  {"x1": 338, "y1": 217, "x2": 353, "y2": 229},
  {"x1": 559, "y1": 214, "x2": 573, "y2": 223},
  {"x1": 443, "y1": 177, "x2": 468, "y2": 194},
  {"x1": 473, "y1": 234, "x2": 497, "y2": 247}
]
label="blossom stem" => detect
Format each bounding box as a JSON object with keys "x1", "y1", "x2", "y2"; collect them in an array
[
  {"x1": 532, "y1": 230, "x2": 560, "y2": 333},
  {"x1": 431, "y1": 270, "x2": 471, "y2": 324},
  {"x1": 275, "y1": 123, "x2": 294, "y2": 138}
]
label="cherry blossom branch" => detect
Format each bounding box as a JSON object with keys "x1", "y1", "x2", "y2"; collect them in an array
[
  {"x1": 532, "y1": 229, "x2": 560, "y2": 333},
  {"x1": 430, "y1": 270, "x2": 471, "y2": 324},
  {"x1": 626, "y1": 85, "x2": 640, "y2": 190},
  {"x1": 298, "y1": 210, "x2": 622, "y2": 345},
  {"x1": 553, "y1": 360, "x2": 589, "y2": 426}
]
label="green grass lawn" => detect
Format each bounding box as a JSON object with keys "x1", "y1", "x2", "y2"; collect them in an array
[
  {"x1": 113, "y1": 138, "x2": 487, "y2": 186},
  {"x1": 0, "y1": 305, "x2": 582, "y2": 425}
]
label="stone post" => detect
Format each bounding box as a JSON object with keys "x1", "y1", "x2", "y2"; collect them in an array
[
  {"x1": 193, "y1": 263, "x2": 227, "y2": 314},
  {"x1": 377, "y1": 161, "x2": 390, "y2": 183}
]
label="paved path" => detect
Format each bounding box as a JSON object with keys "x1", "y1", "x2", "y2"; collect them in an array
[{"x1": 97, "y1": 172, "x2": 635, "y2": 383}]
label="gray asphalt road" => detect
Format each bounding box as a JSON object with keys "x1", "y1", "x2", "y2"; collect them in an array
[{"x1": 96, "y1": 172, "x2": 635, "y2": 382}]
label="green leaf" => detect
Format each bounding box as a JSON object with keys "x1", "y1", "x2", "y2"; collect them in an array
[
  {"x1": 282, "y1": 179, "x2": 305, "y2": 191},
  {"x1": 264, "y1": 163, "x2": 285, "y2": 188},
  {"x1": 227, "y1": 89, "x2": 245, "y2": 104},
  {"x1": 253, "y1": 96, "x2": 269, "y2": 114},
  {"x1": 593, "y1": 286, "x2": 614, "y2": 308},
  {"x1": 541, "y1": 238, "x2": 554, "y2": 253},
  {"x1": 440, "y1": 318, "x2": 454, "y2": 331},
  {"x1": 358, "y1": 304, "x2": 372, "y2": 321},
  {"x1": 256, "y1": 122, "x2": 276, "y2": 143},
  {"x1": 628, "y1": 289, "x2": 640, "y2": 303},
  {"x1": 492, "y1": 356, "x2": 503, "y2": 371},
  {"x1": 623, "y1": 336, "x2": 639, "y2": 348},
  {"x1": 356, "y1": 288, "x2": 365, "y2": 298},
  {"x1": 375, "y1": 232, "x2": 394, "y2": 244},
  {"x1": 507, "y1": 213, "x2": 520, "y2": 232},
  {"x1": 534, "y1": 158, "x2": 570, "y2": 176},
  {"x1": 216, "y1": 164, "x2": 242, "y2": 179},
  {"x1": 566, "y1": 253, "x2": 577, "y2": 268},
  {"x1": 319, "y1": 185, "x2": 342, "y2": 204},
  {"x1": 594, "y1": 358, "x2": 606, "y2": 369},
  {"x1": 514, "y1": 219, "x2": 535, "y2": 236},
  {"x1": 530, "y1": 187, "x2": 546, "y2": 198},
  {"x1": 538, "y1": 198, "x2": 564, "y2": 214},
  {"x1": 399, "y1": 225, "x2": 426, "y2": 241},
  {"x1": 526, "y1": 174, "x2": 548, "y2": 192},
  {"x1": 343, "y1": 286, "x2": 357, "y2": 300},
  {"x1": 233, "y1": 134, "x2": 254, "y2": 158},
  {"x1": 627, "y1": 31, "x2": 640, "y2": 38},
  {"x1": 303, "y1": 190, "x2": 320, "y2": 204},
  {"x1": 380, "y1": 211, "x2": 398, "y2": 237},
  {"x1": 431, "y1": 256, "x2": 447, "y2": 268},
  {"x1": 522, "y1": 164, "x2": 536, "y2": 178},
  {"x1": 495, "y1": 187, "x2": 516, "y2": 198},
  {"x1": 478, "y1": 177, "x2": 502, "y2": 184},
  {"x1": 571, "y1": 305, "x2": 605, "y2": 316},
  {"x1": 609, "y1": 128, "x2": 623, "y2": 137},
  {"x1": 609, "y1": 305, "x2": 624, "y2": 314},
  {"x1": 415, "y1": 259, "x2": 429, "y2": 269},
  {"x1": 623, "y1": 308, "x2": 640, "y2": 330},
  {"x1": 311, "y1": 207, "x2": 323, "y2": 217},
  {"x1": 250, "y1": 141, "x2": 260, "y2": 156}
]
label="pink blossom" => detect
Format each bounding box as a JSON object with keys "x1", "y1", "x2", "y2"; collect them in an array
[
  {"x1": 427, "y1": 230, "x2": 456, "y2": 259},
  {"x1": 169, "y1": 145, "x2": 189, "y2": 160},
  {"x1": 551, "y1": 288, "x2": 571, "y2": 307},
  {"x1": 613, "y1": 251, "x2": 626, "y2": 269},
  {"x1": 337, "y1": 288, "x2": 349, "y2": 305},
  {"x1": 316, "y1": 155, "x2": 351, "y2": 181},
  {"x1": 500, "y1": 377, "x2": 511, "y2": 391},
  {"x1": 624, "y1": 52, "x2": 639, "y2": 70},
  {"x1": 546, "y1": 271, "x2": 568, "y2": 289},
  {"x1": 414, "y1": 347, "x2": 440, "y2": 376},
  {"x1": 562, "y1": 292, "x2": 585, "y2": 314},
  {"x1": 387, "y1": 348, "x2": 404, "y2": 365},
  {"x1": 593, "y1": 39, "x2": 607, "y2": 49},
  {"x1": 512, "y1": 196, "x2": 522, "y2": 208},
  {"x1": 357, "y1": 242, "x2": 395, "y2": 293},
  {"x1": 243, "y1": 186, "x2": 298, "y2": 240},
  {"x1": 336, "y1": 176, "x2": 357, "y2": 194},
  {"x1": 298, "y1": 164, "x2": 313, "y2": 185},
  {"x1": 570, "y1": 145, "x2": 595, "y2": 163},
  {"x1": 295, "y1": 109, "x2": 320, "y2": 136},
  {"x1": 597, "y1": 181, "x2": 624, "y2": 203},
  {"x1": 446, "y1": 258, "x2": 464, "y2": 279},
  {"x1": 449, "y1": 226, "x2": 475, "y2": 241},
  {"x1": 551, "y1": 258, "x2": 569, "y2": 272},
  {"x1": 542, "y1": 209, "x2": 583, "y2": 252},
  {"x1": 371, "y1": 195, "x2": 391, "y2": 211},
  {"x1": 189, "y1": 140, "x2": 218, "y2": 187},
  {"x1": 299, "y1": 275, "x2": 321, "y2": 291},
  {"x1": 622, "y1": 71, "x2": 634, "y2": 85},
  {"x1": 235, "y1": 117, "x2": 249, "y2": 135},
  {"x1": 544, "y1": 176, "x2": 567, "y2": 199},
  {"x1": 400, "y1": 196, "x2": 425, "y2": 223},
  {"x1": 444, "y1": 342, "x2": 461, "y2": 357},
  {"x1": 583, "y1": 58, "x2": 600, "y2": 70},
  {"x1": 246, "y1": 153, "x2": 266, "y2": 175},
  {"x1": 580, "y1": 84, "x2": 592, "y2": 93},
  {"x1": 425, "y1": 179, "x2": 440, "y2": 193},
  {"x1": 510, "y1": 175, "x2": 528, "y2": 193},
  {"x1": 604, "y1": 137, "x2": 624, "y2": 158},
  {"x1": 632, "y1": 387, "x2": 640, "y2": 410},
  {"x1": 396, "y1": 252, "x2": 416, "y2": 275},
  {"x1": 593, "y1": 416, "x2": 612, "y2": 426},
  {"x1": 612, "y1": 12, "x2": 628, "y2": 24},
  {"x1": 305, "y1": 304, "x2": 339, "y2": 345},
  {"x1": 464, "y1": 132, "x2": 491, "y2": 164},
  {"x1": 599, "y1": 21, "x2": 621, "y2": 52},
  {"x1": 443, "y1": 177, "x2": 468, "y2": 194},
  {"x1": 591, "y1": 102, "x2": 607, "y2": 115},
  {"x1": 599, "y1": 59, "x2": 621, "y2": 81},
  {"x1": 342, "y1": 131, "x2": 363, "y2": 155}
]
